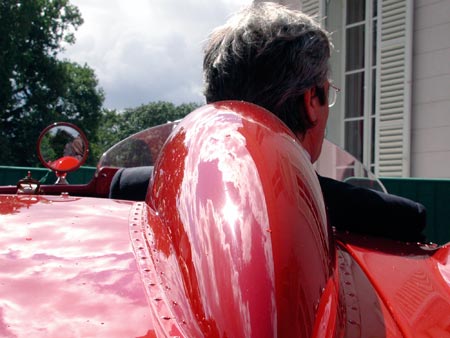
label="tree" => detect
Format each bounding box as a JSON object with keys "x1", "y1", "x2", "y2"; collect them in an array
[
  {"x1": 0, "y1": 0, "x2": 104, "y2": 166},
  {"x1": 89, "y1": 108, "x2": 125, "y2": 163},
  {"x1": 57, "y1": 61, "x2": 104, "y2": 165},
  {"x1": 121, "y1": 101, "x2": 199, "y2": 136},
  {"x1": 93, "y1": 102, "x2": 200, "y2": 161}
]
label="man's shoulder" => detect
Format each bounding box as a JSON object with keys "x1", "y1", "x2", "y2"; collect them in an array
[{"x1": 317, "y1": 174, "x2": 426, "y2": 242}]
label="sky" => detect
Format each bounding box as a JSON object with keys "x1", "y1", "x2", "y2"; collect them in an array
[{"x1": 61, "y1": 0, "x2": 252, "y2": 110}]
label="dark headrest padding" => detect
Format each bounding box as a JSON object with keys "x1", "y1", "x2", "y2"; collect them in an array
[{"x1": 109, "y1": 166, "x2": 153, "y2": 201}]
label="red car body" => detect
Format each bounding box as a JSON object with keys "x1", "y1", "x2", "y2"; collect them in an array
[{"x1": 1, "y1": 101, "x2": 450, "y2": 337}]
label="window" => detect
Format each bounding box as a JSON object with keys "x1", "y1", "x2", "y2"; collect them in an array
[
  {"x1": 325, "y1": 0, "x2": 413, "y2": 177},
  {"x1": 342, "y1": 0, "x2": 378, "y2": 172}
]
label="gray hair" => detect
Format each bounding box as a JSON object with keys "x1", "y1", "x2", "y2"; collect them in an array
[{"x1": 203, "y1": 2, "x2": 331, "y2": 135}]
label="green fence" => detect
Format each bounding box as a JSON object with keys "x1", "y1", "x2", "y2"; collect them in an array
[
  {"x1": 381, "y1": 178, "x2": 450, "y2": 245},
  {"x1": 0, "y1": 165, "x2": 96, "y2": 186}
]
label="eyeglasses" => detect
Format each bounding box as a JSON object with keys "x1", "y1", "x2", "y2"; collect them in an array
[{"x1": 328, "y1": 83, "x2": 340, "y2": 108}]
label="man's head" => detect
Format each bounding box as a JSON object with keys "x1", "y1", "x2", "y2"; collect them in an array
[{"x1": 203, "y1": 2, "x2": 332, "y2": 162}]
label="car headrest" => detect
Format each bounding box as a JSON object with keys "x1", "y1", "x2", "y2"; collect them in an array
[
  {"x1": 109, "y1": 166, "x2": 153, "y2": 201},
  {"x1": 147, "y1": 101, "x2": 335, "y2": 337}
]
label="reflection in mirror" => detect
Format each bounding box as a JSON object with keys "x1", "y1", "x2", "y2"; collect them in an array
[{"x1": 37, "y1": 123, "x2": 89, "y2": 184}]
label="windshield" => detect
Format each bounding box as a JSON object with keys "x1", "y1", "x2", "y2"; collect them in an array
[
  {"x1": 315, "y1": 140, "x2": 386, "y2": 192},
  {"x1": 98, "y1": 121, "x2": 179, "y2": 168},
  {"x1": 98, "y1": 122, "x2": 386, "y2": 192}
]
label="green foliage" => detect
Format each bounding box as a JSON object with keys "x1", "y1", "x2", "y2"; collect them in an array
[
  {"x1": 92, "y1": 102, "x2": 200, "y2": 161},
  {"x1": 121, "y1": 101, "x2": 199, "y2": 135},
  {"x1": 39, "y1": 133, "x2": 57, "y2": 162},
  {"x1": 58, "y1": 61, "x2": 104, "y2": 165},
  {"x1": 0, "y1": 0, "x2": 103, "y2": 166},
  {"x1": 0, "y1": 0, "x2": 200, "y2": 168},
  {"x1": 89, "y1": 108, "x2": 125, "y2": 163}
]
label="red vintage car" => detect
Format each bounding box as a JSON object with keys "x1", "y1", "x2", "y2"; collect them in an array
[{"x1": 1, "y1": 101, "x2": 449, "y2": 337}]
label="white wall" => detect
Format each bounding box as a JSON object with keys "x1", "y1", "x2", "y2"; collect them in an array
[{"x1": 411, "y1": 0, "x2": 450, "y2": 178}]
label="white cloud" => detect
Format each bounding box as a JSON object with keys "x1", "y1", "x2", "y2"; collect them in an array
[{"x1": 61, "y1": 0, "x2": 252, "y2": 110}]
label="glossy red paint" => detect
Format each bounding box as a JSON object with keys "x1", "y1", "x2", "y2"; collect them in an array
[
  {"x1": 3, "y1": 101, "x2": 450, "y2": 337},
  {"x1": 141, "y1": 101, "x2": 450, "y2": 337},
  {"x1": 0, "y1": 194, "x2": 155, "y2": 338},
  {"x1": 147, "y1": 101, "x2": 338, "y2": 337},
  {"x1": 337, "y1": 233, "x2": 450, "y2": 337},
  {"x1": 50, "y1": 155, "x2": 80, "y2": 171},
  {"x1": 335, "y1": 243, "x2": 404, "y2": 337}
]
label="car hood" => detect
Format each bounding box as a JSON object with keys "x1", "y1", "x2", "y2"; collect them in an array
[{"x1": 0, "y1": 194, "x2": 155, "y2": 338}]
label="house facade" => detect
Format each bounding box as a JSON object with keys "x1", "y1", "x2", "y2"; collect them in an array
[{"x1": 260, "y1": 0, "x2": 450, "y2": 178}]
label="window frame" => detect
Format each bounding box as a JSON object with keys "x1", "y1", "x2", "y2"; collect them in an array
[{"x1": 341, "y1": 0, "x2": 378, "y2": 172}]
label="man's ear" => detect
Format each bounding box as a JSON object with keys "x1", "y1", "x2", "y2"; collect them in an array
[{"x1": 303, "y1": 87, "x2": 321, "y2": 125}]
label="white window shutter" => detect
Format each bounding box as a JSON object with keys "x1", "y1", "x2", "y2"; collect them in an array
[
  {"x1": 375, "y1": 0, "x2": 413, "y2": 177},
  {"x1": 301, "y1": 0, "x2": 323, "y2": 20}
]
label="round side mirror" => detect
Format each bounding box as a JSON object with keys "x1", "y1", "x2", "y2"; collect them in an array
[{"x1": 37, "y1": 122, "x2": 89, "y2": 184}]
